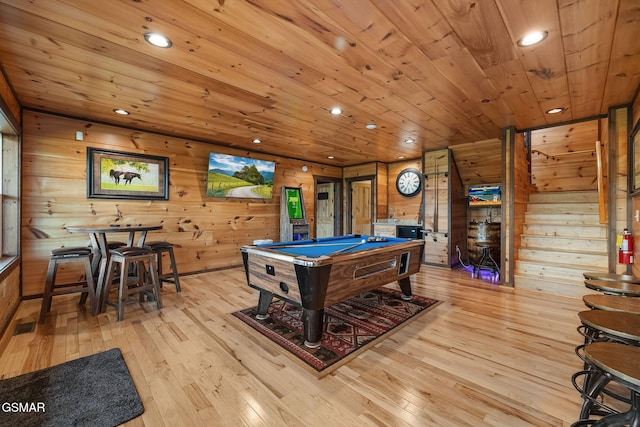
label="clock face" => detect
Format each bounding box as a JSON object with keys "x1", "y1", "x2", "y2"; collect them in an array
[{"x1": 396, "y1": 168, "x2": 423, "y2": 197}]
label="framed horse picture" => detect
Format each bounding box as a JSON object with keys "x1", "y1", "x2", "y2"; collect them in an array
[{"x1": 87, "y1": 148, "x2": 169, "y2": 200}]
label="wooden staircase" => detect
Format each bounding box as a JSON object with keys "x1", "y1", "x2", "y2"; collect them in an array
[{"x1": 513, "y1": 190, "x2": 609, "y2": 297}]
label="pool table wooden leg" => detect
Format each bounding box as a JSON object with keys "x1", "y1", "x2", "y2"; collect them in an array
[
  {"x1": 303, "y1": 308, "x2": 324, "y2": 348},
  {"x1": 255, "y1": 289, "x2": 273, "y2": 320},
  {"x1": 399, "y1": 277, "x2": 412, "y2": 301}
]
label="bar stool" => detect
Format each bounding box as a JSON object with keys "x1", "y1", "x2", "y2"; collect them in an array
[
  {"x1": 472, "y1": 244, "x2": 500, "y2": 279},
  {"x1": 584, "y1": 280, "x2": 640, "y2": 297},
  {"x1": 577, "y1": 310, "x2": 640, "y2": 346},
  {"x1": 571, "y1": 342, "x2": 640, "y2": 426},
  {"x1": 144, "y1": 241, "x2": 181, "y2": 292},
  {"x1": 39, "y1": 246, "x2": 97, "y2": 323},
  {"x1": 583, "y1": 294, "x2": 640, "y2": 315},
  {"x1": 101, "y1": 246, "x2": 162, "y2": 321},
  {"x1": 583, "y1": 272, "x2": 640, "y2": 284}
]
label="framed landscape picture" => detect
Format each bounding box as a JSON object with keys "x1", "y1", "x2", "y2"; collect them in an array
[
  {"x1": 207, "y1": 152, "x2": 275, "y2": 198},
  {"x1": 87, "y1": 148, "x2": 169, "y2": 200}
]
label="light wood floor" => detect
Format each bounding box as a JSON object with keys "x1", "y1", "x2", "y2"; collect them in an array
[{"x1": 0, "y1": 266, "x2": 589, "y2": 426}]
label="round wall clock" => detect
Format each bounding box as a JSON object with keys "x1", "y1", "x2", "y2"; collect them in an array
[{"x1": 396, "y1": 168, "x2": 423, "y2": 197}]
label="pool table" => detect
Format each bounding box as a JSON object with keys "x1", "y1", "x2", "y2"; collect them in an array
[{"x1": 240, "y1": 234, "x2": 425, "y2": 348}]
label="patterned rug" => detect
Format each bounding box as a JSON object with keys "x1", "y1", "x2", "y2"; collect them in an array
[{"x1": 232, "y1": 288, "x2": 440, "y2": 376}]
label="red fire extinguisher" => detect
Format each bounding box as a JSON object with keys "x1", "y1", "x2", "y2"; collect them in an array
[{"x1": 619, "y1": 228, "x2": 634, "y2": 264}]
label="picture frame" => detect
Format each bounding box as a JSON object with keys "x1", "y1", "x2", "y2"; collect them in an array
[
  {"x1": 631, "y1": 119, "x2": 640, "y2": 195},
  {"x1": 87, "y1": 147, "x2": 169, "y2": 200}
]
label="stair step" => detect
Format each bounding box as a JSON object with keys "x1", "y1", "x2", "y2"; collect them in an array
[
  {"x1": 515, "y1": 259, "x2": 604, "y2": 281},
  {"x1": 513, "y1": 274, "x2": 591, "y2": 298},
  {"x1": 523, "y1": 223, "x2": 607, "y2": 238},
  {"x1": 528, "y1": 191, "x2": 599, "y2": 204},
  {"x1": 520, "y1": 235, "x2": 607, "y2": 253},
  {"x1": 526, "y1": 203, "x2": 599, "y2": 214},
  {"x1": 524, "y1": 213, "x2": 601, "y2": 225},
  {"x1": 517, "y1": 248, "x2": 608, "y2": 268}
]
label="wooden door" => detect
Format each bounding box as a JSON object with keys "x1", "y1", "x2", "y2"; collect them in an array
[
  {"x1": 351, "y1": 180, "x2": 372, "y2": 235},
  {"x1": 316, "y1": 182, "x2": 335, "y2": 238}
]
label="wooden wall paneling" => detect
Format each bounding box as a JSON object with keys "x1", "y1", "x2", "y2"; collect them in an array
[
  {"x1": 343, "y1": 163, "x2": 377, "y2": 179},
  {"x1": 530, "y1": 121, "x2": 599, "y2": 191},
  {"x1": 611, "y1": 107, "x2": 629, "y2": 275},
  {"x1": 423, "y1": 149, "x2": 450, "y2": 266},
  {"x1": 0, "y1": 266, "x2": 20, "y2": 354},
  {"x1": 512, "y1": 131, "x2": 532, "y2": 287},
  {"x1": 449, "y1": 156, "x2": 467, "y2": 267},
  {"x1": 502, "y1": 128, "x2": 515, "y2": 285},
  {"x1": 449, "y1": 138, "x2": 502, "y2": 187},
  {"x1": 0, "y1": 69, "x2": 20, "y2": 127},
  {"x1": 375, "y1": 162, "x2": 388, "y2": 220},
  {"x1": 634, "y1": 90, "x2": 640, "y2": 128},
  {"x1": 387, "y1": 160, "x2": 422, "y2": 222},
  {"x1": 20, "y1": 111, "x2": 342, "y2": 297}
]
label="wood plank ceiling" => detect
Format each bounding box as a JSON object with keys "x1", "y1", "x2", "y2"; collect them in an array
[{"x1": 0, "y1": 0, "x2": 638, "y2": 166}]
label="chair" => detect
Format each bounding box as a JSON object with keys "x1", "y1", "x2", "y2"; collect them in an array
[
  {"x1": 39, "y1": 246, "x2": 97, "y2": 323},
  {"x1": 102, "y1": 246, "x2": 162, "y2": 321},
  {"x1": 144, "y1": 241, "x2": 181, "y2": 292}
]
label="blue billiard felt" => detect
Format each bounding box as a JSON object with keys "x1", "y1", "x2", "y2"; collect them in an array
[{"x1": 259, "y1": 235, "x2": 409, "y2": 257}]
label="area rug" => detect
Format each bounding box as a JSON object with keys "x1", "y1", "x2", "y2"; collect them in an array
[
  {"x1": 233, "y1": 288, "x2": 440, "y2": 376},
  {"x1": 0, "y1": 348, "x2": 144, "y2": 427}
]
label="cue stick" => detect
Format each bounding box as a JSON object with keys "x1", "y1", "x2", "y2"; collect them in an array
[
  {"x1": 261, "y1": 242, "x2": 360, "y2": 249},
  {"x1": 329, "y1": 240, "x2": 366, "y2": 255}
]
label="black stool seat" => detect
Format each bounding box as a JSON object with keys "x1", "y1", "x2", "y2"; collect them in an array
[
  {"x1": 111, "y1": 246, "x2": 154, "y2": 256},
  {"x1": 144, "y1": 241, "x2": 173, "y2": 250},
  {"x1": 144, "y1": 241, "x2": 181, "y2": 292},
  {"x1": 583, "y1": 294, "x2": 640, "y2": 314},
  {"x1": 39, "y1": 246, "x2": 97, "y2": 323},
  {"x1": 51, "y1": 246, "x2": 93, "y2": 257}
]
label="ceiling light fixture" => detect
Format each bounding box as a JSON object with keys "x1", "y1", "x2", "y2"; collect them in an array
[
  {"x1": 517, "y1": 30, "x2": 548, "y2": 47},
  {"x1": 404, "y1": 138, "x2": 415, "y2": 144},
  {"x1": 398, "y1": 156, "x2": 405, "y2": 159},
  {"x1": 113, "y1": 108, "x2": 130, "y2": 115},
  {"x1": 366, "y1": 123, "x2": 377, "y2": 129},
  {"x1": 252, "y1": 138, "x2": 262, "y2": 144},
  {"x1": 330, "y1": 107, "x2": 342, "y2": 115},
  {"x1": 327, "y1": 155, "x2": 335, "y2": 159},
  {"x1": 144, "y1": 32, "x2": 172, "y2": 48},
  {"x1": 546, "y1": 107, "x2": 565, "y2": 114}
]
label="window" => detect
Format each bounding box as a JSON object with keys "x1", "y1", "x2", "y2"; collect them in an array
[{"x1": 0, "y1": 109, "x2": 19, "y2": 270}]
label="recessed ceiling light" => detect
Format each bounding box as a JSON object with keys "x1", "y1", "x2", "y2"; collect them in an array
[
  {"x1": 113, "y1": 108, "x2": 130, "y2": 115},
  {"x1": 398, "y1": 156, "x2": 405, "y2": 159},
  {"x1": 365, "y1": 123, "x2": 377, "y2": 129},
  {"x1": 144, "y1": 32, "x2": 172, "y2": 48},
  {"x1": 252, "y1": 138, "x2": 262, "y2": 144},
  {"x1": 404, "y1": 138, "x2": 415, "y2": 144},
  {"x1": 330, "y1": 107, "x2": 342, "y2": 115},
  {"x1": 517, "y1": 30, "x2": 548, "y2": 47},
  {"x1": 327, "y1": 155, "x2": 335, "y2": 159},
  {"x1": 546, "y1": 107, "x2": 565, "y2": 114}
]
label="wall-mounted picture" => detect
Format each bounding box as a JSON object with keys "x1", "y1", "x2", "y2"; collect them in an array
[
  {"x1": 207, "y1": 152, "x2": 275, "y2": 198},
  {"x1": 87, "y1": 148, "x2": 169, "y2": 200},
  {"x1": 468, "y1": 184, "x2": 502, "y2": 206}
]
